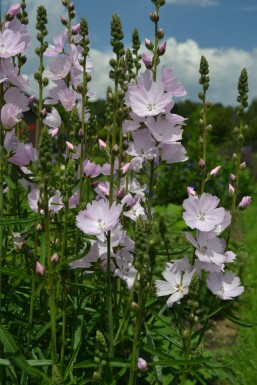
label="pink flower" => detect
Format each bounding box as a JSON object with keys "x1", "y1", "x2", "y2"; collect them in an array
[
  {"x1": 58, "y1": 88, "x2": 77, "y2": 111},
  {"x1": 36, "y1": 262, "x2": 45, "y2": 275},
  {"x1": 76, "y1": 199, "x2": 122, "y2": 235},
  {"x1": 44, "y1": 30, "x2": 67, "y2": 57},
  {"x1": 125, "y1": 70, "x2": 172, "y2": 117},
  {"x1": 98, "y1": 139, "x2": 107, "y2": 149},
  {"x1": 187, "y1": 186, "x2": 196, "y2": 196},
  {"x1": 83, "y1": 160, "x2": 102, "y2": 178},
  {"x1": 183, "y1": 193, "x2": 225, "y2": 232},
  {"x1": 6, "y1": 4, "x2": 21, "y2": 18},
  {"x1": 0, "y1": 29, "x2": 25, "y2": 58},
  {"x1": 210, "y1": 166, "x2": 221, "y2": 177},
  {"x1": 207, "y1": 271, "x2": 244, "y2": 300},
  {"x1": 137, "y1": 358, "x2": 148, "y2": 372},
  {"x1": 51, "y1": 253, "x2": 59, "y2": 264},
  {"x1": 146, "y1": 115, "x2": 183, "y2": 144},
  {"x1": 160, "y1": 142, "x2": 187, "y2": 164},
  {"x1": 238, "y1": 196, "x2": 251, "y2": 210},
  {"x1": 141, "y1": 52, "x2": 152, "y2": 69},
  {"x1": 1, "y1": 103, "x2": 21, "y2": 129},
  {"x1": 43, "y1": 107, "x2": 62, "y2": 135},
  {"x1": 8, "y1": 143, "x2": 36, "y2": 166},
  {"x1": 157, "y1": 40, "x2": 166, "y2": 55},
  {"x1": 228, "y1": 184, "x2": 235, "y2": 195},
  {"x1": 161, "y1": 66, "x2": 187, "y2": 97}
]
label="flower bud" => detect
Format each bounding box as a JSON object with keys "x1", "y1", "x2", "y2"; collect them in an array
[
  {"x1": 187, "y1": 186, "x2": 196, "y2": 196},
  {"x1": 61, "y1": 16, "x2": 68, "y2": 26},
  {"x1": 228, "y1": 183, "x2": 235, "y2": 195},
  {"x1": 210, "y1": 165, "x2": 221, "y2": 177},
  {"x1": 238, "y1": 196, "x2": 251, "y2": 210},
  {"x1": 199, "y1": 159, "x2": 205, "y2": 169},
  {"x1": 98, "y1": 139, "x2": 107, "y2": 149},
  {"x1": 142, "y1": 52, "x2": 153, "y2": 69},
  {"x1": 157, "y1": 28, "x2": 165, "y2": 39},
  {"x1": 137, "y1": 358, "x2": 148, "y2": 372},
  {"x1": 240, "y1": 161, "x2": 246, "y2": 170},
  {"x1": 230, "y1": 173, "x2": 236, "y2": 181},
  {"x1": 51, "y1": 253, "x2": 59, "y2": 264},
  {"x1": 145, "y1": 38, "x2": 154, "y2": 51},
  {"x1": 40, "y1": 108, "x2": 47, "y2": 118},
  {"x1": 36, "y1": 261, "x2": 45, "y2": 275},
  {"x1": 157, "y1": 40, "x2": 166, "y2": 56},
  {"x1": 149, "y1": 11, "x2": 159, "y2": 22}
]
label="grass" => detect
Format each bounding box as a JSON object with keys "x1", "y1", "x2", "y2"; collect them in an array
[{"x1": 222, "y1": 201, "x2": 257, "y2": 385}]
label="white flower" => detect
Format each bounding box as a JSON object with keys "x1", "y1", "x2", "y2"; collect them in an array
[{"x1": 155, "y1": 259, "x2": 195, "y2": 307}]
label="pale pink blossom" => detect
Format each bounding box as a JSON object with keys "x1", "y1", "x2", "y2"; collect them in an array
[
  {"x1": 137, "y1": 358, "x2": 148, "y2": 372},
  {"x1": 0, "y1": 29, "x2": 25, "y2": 58},
  {"x1": 141, "y1": 52, "x2": 152, "y2": 69},
  {"x1": 43, "y1": 107, "x2": 62, "y2": 136},
  {"x1": 157, "y1": 40, "x2": 166, "y2": 55},
  {"x1": 98, "y1": 139, "x2": 107, "y2": 149},
  {"x1": 44, "y1": 30, "x2": 67, "y2": 57},
  {"x1": 58, "y1": 88, "x2": 77, "y2": 111},
  {"x1": 187, "y1": 186, "x2": 196, "y2": 196},
  {"x1": 161, "y1": 66, "x2": 187, "y2": 97},
  {"x1": 210, "y1": 165, "x2": 221, "y2": 177},
  {"x1": 76, "y1": 199, "x2": 122, "y2": 235},
  {"x1": 146, "y1": 115, "x2": 183, "y2": 144},
  {"x1": 51, "y1": 253, "x2": 59, "y2": 263},
  {"x1": 160, "y1": 142, "x2": 188, "y2": 164},
  {"x1": 228, "y1": 184, "x2": 235, "y2": 195},
  {"x1": 238, "y1": 196, "x2": 252, "y2": 210},
  {"x1": 207, "y1": 272, "x2": 244, "y2": 300},
  {"x1": 83, "y1": 160, "x2": 102, "y2": 178},
  {"x1": 127, "y1": 129, "x2": 158, "y2": 160},
  {"x1": 36, "y1": 262, "x2": 45, "y2": 275},
  {"x1": 114, "y1": 254, "x2": 138, "y2": 289},
  {"x1": 6, "y1": 4, "x2": 21, "y2": 18},
  {"x1": 1, "y1": 103, "x2": 21, "y2": 129},
  {"x1": 125, "y1": 70, "x2": 172, "y2": 117},
  {"x1": 8, "y1": 143, "x2": 36, "y2": 166},
  {"x1": 183, "y1": 193, "x2": 225, "y2": 232}
]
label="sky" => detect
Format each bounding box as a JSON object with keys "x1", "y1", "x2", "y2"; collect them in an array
[{"x1": 2, "y1": 0, "x2": 257, "y2": 105}]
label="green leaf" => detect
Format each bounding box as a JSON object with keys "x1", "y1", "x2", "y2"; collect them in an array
[
  {"x1": 0, "y1": 267, "x2": 33, "y2": 281},
  {"x1": 3, "y1": 175, "x2": 17, "y2": 190},
  {"x1": 226, "y1": 313, "x2": 257, "y2": 328},
  {"x1": 0, "y1": 215, "x2": 41, "y2": 226},
  {"x1": 0, "y1": 324, "x2": 51, "y2": 384},
  {"x1": 144, "y1": 322, "x2": 162, "y2": 385}
]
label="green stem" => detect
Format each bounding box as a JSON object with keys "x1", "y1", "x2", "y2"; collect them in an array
[
  {"x1": 200, "y1": 94, "x2": 207, "y2": 195},
  {"x1": 107, "y1": 232, "x2": 114, "y2": 358},
  {"x1": 44, "y1": 186, "x2": 57, "y2": 368},
  {"x1": 128, "y1": 285, "x2": 144, "y2": 385},
  {"x1": 60, "y1": 282, "x2": 67, "y2": 375},
  {"x1": 0, "y1": 83, "x2": 5, "y2": 313}
]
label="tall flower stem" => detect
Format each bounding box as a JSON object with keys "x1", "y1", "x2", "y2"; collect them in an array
[
  {"x1": 198, "y1": 56, "x2": 210, "y2": 195},
  {"x1": 44, "y1": 188, "x2": 57, "y2": 369},
  {"x1": 227, "y1": 68, "x2": 248, "y2": 246},
  {"x1": 128, "y1": 284, "x2": 144, "y2": 385},
  {"x1": 0, "y1": 83, "x2": 4, "y2": 322}
]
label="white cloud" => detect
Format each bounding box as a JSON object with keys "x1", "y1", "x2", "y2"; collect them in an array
[
  {"x1": 161, "y1": 38, "x2": 257, "y2": 105},
  {"x1": 166, "y1": 0, "x2": 218, "y2": 6},
  {"x1": 88, "y1": 38, "x2": 257, "y2": 106}
]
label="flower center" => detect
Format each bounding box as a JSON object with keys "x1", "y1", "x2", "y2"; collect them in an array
[
  {"x1": 97, "y1": 218, "x2": 106, "y2": 229},
  {"x1": 0, "y1": 44, "x2": 6, "y2": 55},
  {"x1": 197, "y1": 212, "x2": 205, "y2": 221},
  {"x1": 147, "y1": 103, "x2": 155, "y2": 111}
]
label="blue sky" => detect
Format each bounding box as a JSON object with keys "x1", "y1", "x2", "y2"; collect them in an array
[
  {"x1": 74, "y1": 0, "x2": 257, "y2": 52},
  {"x1": 2, "y1": 0, "x2": 257, "y2": 105}
]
